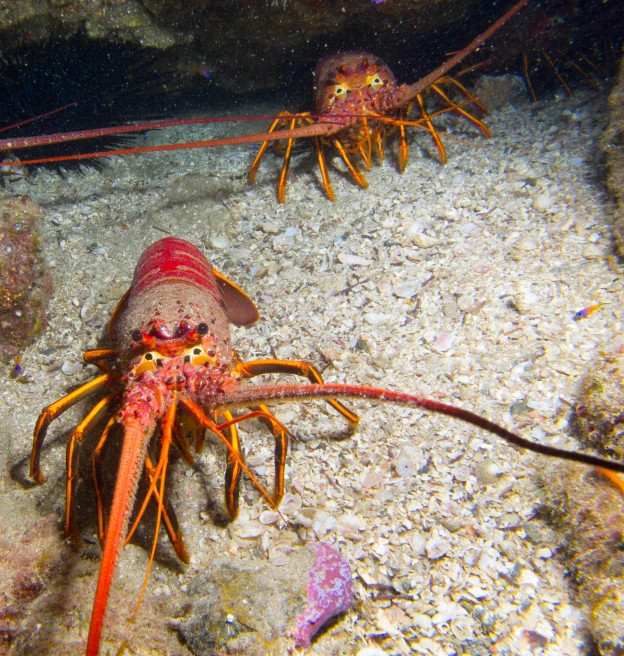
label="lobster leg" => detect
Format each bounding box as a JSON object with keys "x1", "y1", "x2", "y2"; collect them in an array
[
  {"x1": 277, "y1": 116, "x2": 298, "y2": 204},
  {"x1": 415, "y1": 93, "x2": 447, "y2": 165},
  {"x1": 143, "y1": 454, "x2": 190, "y2": 563},
  {"x1": 181, "y1": 397, "x2": 280, "y2": 511},
  {"x1": 83, "y1": 349, "x2": 120, "y2": 374},
  {"x1": 248, "y1": 116, "x2": 287, "y2": 184},
  {"x1": 216, "y1": 407, "x2": 295, "y2": 505},
  {"x1": 522, "y1": 53, "x2": 538, "y2": 102},
  {"x1": 91, "y1": 415, "x2": 118, "y2": 546},
  {"x1": 429, "y1": 83, "x2": 491, "y2": 138},
  {"x1": 30, "y1": 373, "x2": 119, "y2": 484},
  {"x1": 437, "y1": 76, "x2": 489, "y2": 114},
  {"x1": 65, "y1": 391, "x2": 121, "y2": 547},
  {"x1": 541, "y1": 51, "x2": 572, "y2": 96},
  {"x1": 233, "y1": 358, "x2": 359, "y2": 425},
  {"x1": 331, "y1": 138, "x2": 368, "y2": 189},
  {"x1": 219, "y1": 409, "x2": 243, "y2": 518},
  {"x1": 314, "y1": 137, "x2": 335, "y2": 201}
]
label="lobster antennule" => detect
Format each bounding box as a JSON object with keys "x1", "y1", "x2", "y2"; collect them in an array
[
  {"x1": 218, "y1": 382, "x2": 624, "y2": 475},
  {"x1": 86, "y1": 417, "x2": 157, "y2": 656},
  {"x1": 384, "y1": 0, "x2": 531, "y2": 111}
]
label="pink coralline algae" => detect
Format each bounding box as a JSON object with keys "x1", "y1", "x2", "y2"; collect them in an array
[
  {"x1": 0, "y1": 196, "x2": 51, "y2": 361},
  {"x1": 291, "y1": 542, "x2": 354, "y2": 647}
]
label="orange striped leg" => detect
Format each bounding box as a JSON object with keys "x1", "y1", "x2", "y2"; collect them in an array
[
  {"x1": 438, "y1": 76, "x2": 489, "y2": 114},
  {"x1": 331, "y1": 139, "x2": 368, "y2": 189},
  {"x1": 143, "y1": 454, "x2": 190, "y2": 563},
  {"x1": 30, "y1": 373, "x2": 118, "y2": 483},
  {"x1": 541, "y1": 51, "x2": 572, "y2": 96},
  {"x1": 65, "y1": 391, "x2": 121, "y2": 546},
  {"x1": 374, "y1": 130, "x2": 385, "y2": 161},
  {"x1": 83, "y1": 349, "x2": 119, "y2": 373},
  {"x1": 571, "y1": 61, "x2": 600, "y2": 91},
  {"x1": 181, "y1": 398, "x2": 279, "y2": 512},
  {"x1": 91, "y1": 414, "x2": 118, "y2": 546},
  {"x1": 522, "y1": 53, "x2": 537, "y2": 102},
  {"x1": 398, "y1": 122, "x2": 409, "y2": 173},
  {"x1": 233, "y1": 359, "x2": 359, "y2": 426},
  {"x1": 314, "y1": 137, "x2": 335, "y2": 201},
  {"x1": 277, "y1": 116, "x2": 298, "y2": 204},
  {"x1": 248, "y1": 115, "x2": 288, "y2": 183},
  {"x1": 217, "y1": 409, "x2": 243, "y2": 518},
  {"x1": 132, "y1": 400, "x2": 178, "y2": 619},
  {"x1": 430, "y1": 83, "x2": 491, "y2": 138},
  {"x1": 416, "y1": 94, "x2": 447, "y2": 165},
  {"x1": 216, "y1": 406, "x2": 295, "y2": 505}
]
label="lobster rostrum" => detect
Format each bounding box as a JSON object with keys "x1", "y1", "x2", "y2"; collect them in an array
[
  {"x1": 1, "y1": 0, "x2": 529, "y2": 201},
  {"x1": 30, "y1": 237, "x2": 624, "y2": 655}
]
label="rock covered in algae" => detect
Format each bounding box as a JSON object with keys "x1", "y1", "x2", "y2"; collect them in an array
[
  {"x1": 0, "y1": 196, "x2": 51, "y2": 361},
  {"x1": 603, "y1": 60, "x2": 624, "y2": 258},
  {"x1": 178, "y1": 542, "x2": 353, "y2": 654},
  {"x1": 538, "y1": 462, "x2": 624, "y2": 656},
  {"x1": 536, "y1": 345, "x2": 624, "y2": 655},
  {"x1": 575, "y1": 344, "x2": 624, "y2": 456},
  {"x1": 290, "y1": 542, "x2": 354, "y2": 648}
]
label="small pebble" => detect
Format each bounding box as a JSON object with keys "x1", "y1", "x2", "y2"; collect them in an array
[
  {"x1": 412, "y1": 233, "x2": 440, "y2": 248},
  {"x1": 533, "y1": 192, "x2": 553, "y2": 211},
  {"x1": 432, "y1": 331, "x2": 455, "y2": 352},
  {"x1": 425, "y1": 537, "x2": 451, "y2": 560}
]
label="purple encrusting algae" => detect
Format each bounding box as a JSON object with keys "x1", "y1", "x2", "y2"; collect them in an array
[{"x1": 291, "y1": 542, "x2": 355, "y2": 647}]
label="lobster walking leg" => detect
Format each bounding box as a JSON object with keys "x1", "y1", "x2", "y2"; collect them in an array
[
  {"x1": 215, "y1": 407, "x2": 294, "y2": 506},
  {"x1": 91, "y1": 415, "x2": 118, "y2": 546},
  {"x1": 233, "y1": 358, "x2": 359, "y2": 424},
  {"x1": 66, "y1": 391, "x2": 122, "y2": 546},
  {"x1": 144, "y1": 454, "x2": 190, "y2": 563},
  {"x1": 332, "y1": 138, "x2": 369, "y2": 189},
  {"x1": 219, "y1": 409, "x2": 243, "y2": 518},
  {"x1": 30, "y1": 373, "x2": 119, "y2": 483},
  {"x1": 429, "y1": 82, "x2": 491, "y2": 137}
]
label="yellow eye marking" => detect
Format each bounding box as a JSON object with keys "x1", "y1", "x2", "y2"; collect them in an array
[
  {"x1": 183, "y1": 344, "x2": 211, "y2": 367},
  {"x1": 135, "y1": 351, "x2": 160, "y2": 375}
]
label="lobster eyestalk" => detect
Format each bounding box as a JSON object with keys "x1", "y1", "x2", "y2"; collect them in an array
[
  {"x1": 86, "y1": 414, "x2": 160, "y2": 655},
  {"x1": 380, "y1": 0, "x2": 531, "y2": 111},
  {"x1": 218, "y1": 382, "x2": 624, "y2": 475}
]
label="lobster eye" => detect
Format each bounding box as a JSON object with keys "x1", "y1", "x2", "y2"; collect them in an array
[
  {"x1": 335, "y1": 86, "x2": 345, "y2": 95},
  {"x1": 196, "y1": 322, "x2": 209, "y2": 335},
  {"x1": 369, "y1": 76, "x2": 383, "y2": 88},
  {"x1": 131, "y1": 329, "x2": 142, "y2": 342}
]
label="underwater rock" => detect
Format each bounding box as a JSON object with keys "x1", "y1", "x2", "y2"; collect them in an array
[
  {"x1": 290, "y1": 542, "x2": 354, "y2": 648},
  {"x1": 0, "y1": 510, "x2": 70, "y2": 649},
  {"x1": 575, "y1": 344, "x2": 624, "y2": 456},
  {"x1": 474, "y1": 74, "x2": 529, "y2": 109},
  {"x1": 178, "y1": 543, "x2": 353, "y2": 654},
  {"x1": 537, "y1": 462, "x2": 624, "y2": 656},
  {"x1": 0, "y1": 196, "x2": 51, "y2": 361},
  {"x1": 0, "y1": 0, "x2": 482, "y2": 93},
  {"x1": 603, "y1": 60, "x2": 624, "y2": 258}
]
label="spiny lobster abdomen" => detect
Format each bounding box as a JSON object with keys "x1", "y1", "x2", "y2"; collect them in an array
[{"x1": 110, "y1": 237, "x2": 232, "y2": 361}]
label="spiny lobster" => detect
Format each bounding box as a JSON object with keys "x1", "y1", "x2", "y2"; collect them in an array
[
  {"x1": 30, "y1": 237, "x2": 624, "y2": 655},
  {"x1": 1, "y1": 0, "x2": 529, "y2": 202}
]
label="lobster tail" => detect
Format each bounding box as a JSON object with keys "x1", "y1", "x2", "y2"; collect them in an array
[{"x1": 86, "y1": 418, "x2": 153, "y2": 656}]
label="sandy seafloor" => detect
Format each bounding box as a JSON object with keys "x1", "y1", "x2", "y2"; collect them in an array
[{"x1": 1, "y1": 87, "x2": 622, "y2": 656}]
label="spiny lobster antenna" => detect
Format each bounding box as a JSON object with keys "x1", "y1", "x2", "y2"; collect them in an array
[{"x1": 219, "y1": 382, "x2": 624, "y2": 475}]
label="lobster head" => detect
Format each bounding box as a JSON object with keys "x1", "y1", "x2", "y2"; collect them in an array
[{"x1": 313, "y1": 52, "x2": 397, "y2": 115}]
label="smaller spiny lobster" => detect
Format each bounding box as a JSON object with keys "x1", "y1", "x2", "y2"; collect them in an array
[
  {"x1": 29, "y1": 236, "x2": 624, "y2": 655},
  {"x1": 1, "y1": 0, "x2": 529, "y2": 203}
]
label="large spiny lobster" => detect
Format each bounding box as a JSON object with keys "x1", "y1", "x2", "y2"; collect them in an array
[
  {"x1": 30, "y1": 237, "x2": 624, "y2": 655},
  {"x1": 0, "y1": 0, "x2": 529, "y2": 202}
]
